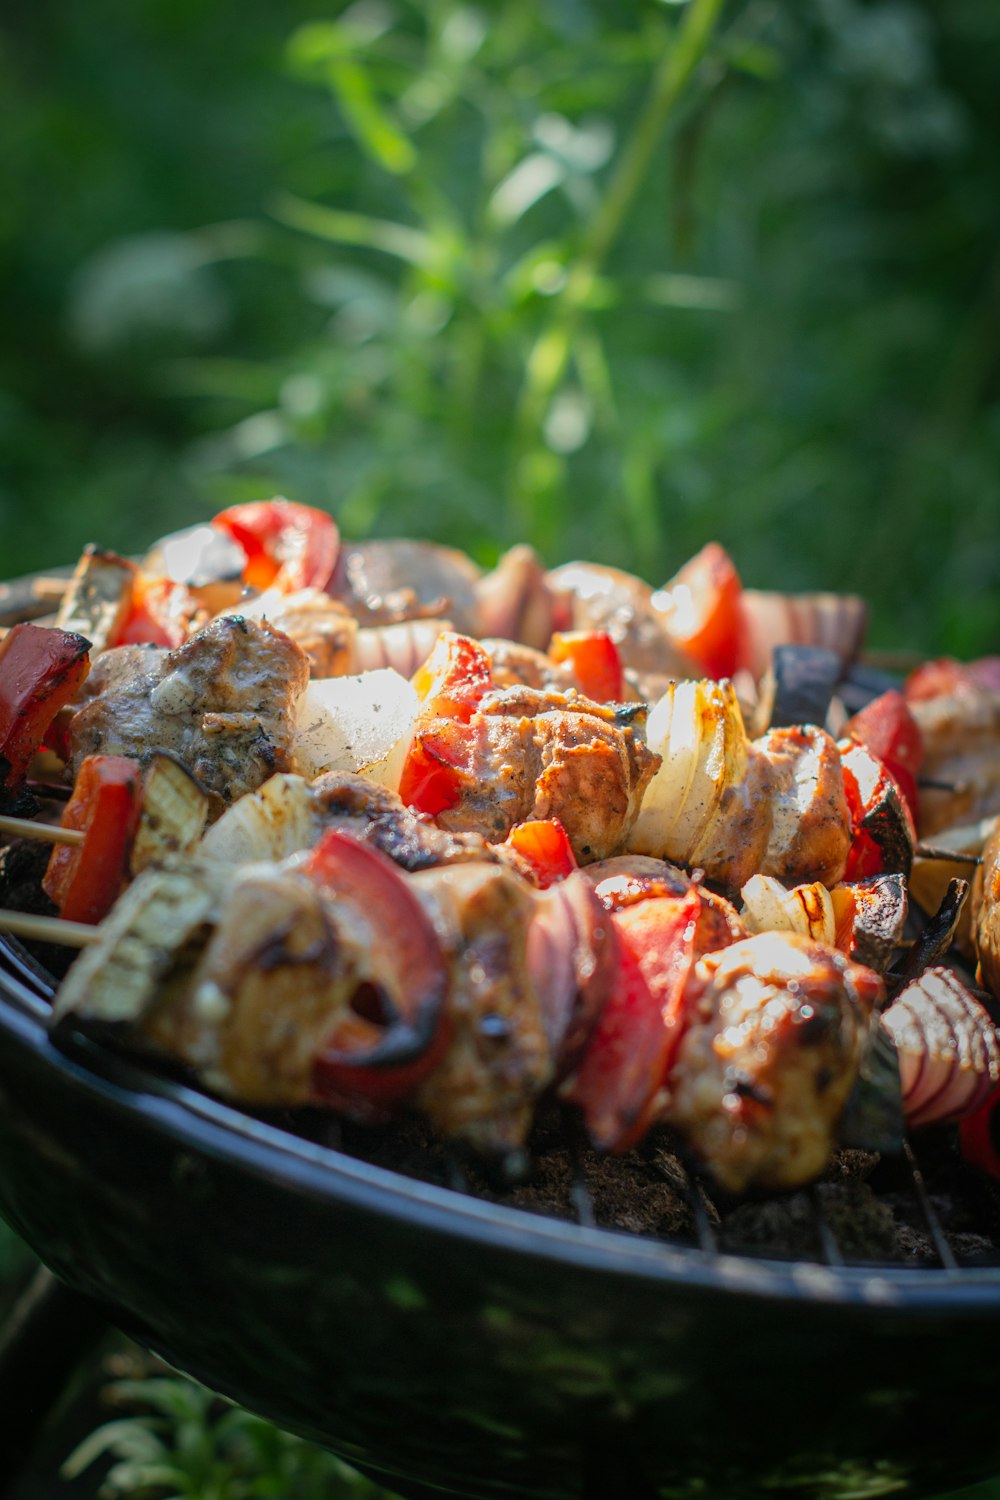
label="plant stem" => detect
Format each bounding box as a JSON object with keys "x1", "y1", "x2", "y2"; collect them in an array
[{"x1": 510, "y1": 0, "x2": 728, "y2": 522}]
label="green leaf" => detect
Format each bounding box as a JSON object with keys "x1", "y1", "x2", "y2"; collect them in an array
[
  {"x1": 325, "y1": 56, "x2": 418, "y2": 177},
  {"x1": 272, "y1": 193, "x2": 434, "y2": 268}
]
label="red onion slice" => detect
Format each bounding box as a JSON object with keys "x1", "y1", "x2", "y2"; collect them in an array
[{"x1": 881, "y1": 968, "x2": 1000, "y2": 1128}]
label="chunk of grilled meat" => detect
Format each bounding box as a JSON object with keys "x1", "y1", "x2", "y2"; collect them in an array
[
  {"x1": 410, "y1": 861, "x2": 553, "y2": 1154},
  {"x1": 755, "y1": 724, "x2": 852, "y2": 888},
  {"x1": 231, "y1": 588, "x2": 357, "y2": 678},
  {"x1": 910, "y1": 690, "x2": 1000, "y2": 838},
  {"x1": 68, "y1": 616, "x2": 309, "y2": 817},
  {"x1": 666, "y1": 931, "x2": 882, "y2": 1194},
  {"x1": 310, "y1": 771, "x2": 531, "y2": 876},
  {"x1": 974, "y1": 818, "x2": 1000, "y2": 1001},
  {"x1": 429, "y1": 687, "x2": 659, "y2": 863},
  {"x1": 328, "y1": 539, "x2": 482, "y2": 632},
  {"x1": 547, "y1": 561, "x2": 695, "y2": 679}
]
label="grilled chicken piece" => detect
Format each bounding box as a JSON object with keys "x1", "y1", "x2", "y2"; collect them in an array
[
  {"x1": 480, "y1": 639, "x2": 567, "y2": 692},
  {"x1": 328, "y1": 539, "x2": 482, "y2": 632},
  {"x1": 430, "y1": 687, "x2": 659, "y2": 862},
  {"x1": 666, "y1": 932, "x2": 881, "y2": 1194},
  {"x1": 142, "y1": 867, "x2": 375, "y2": 1105},
  {"x1": 232, "y1": 588, "x2": 357, "y2": 678},
  {"x1": 974, "y1": 818, "x2": 1000, "y2": 1001},
  {"x1": 410, "y1": 862, "x2": 553, "y2": 1154},
  {"x1": 755, "y1": 724, "x2": 852, "y2": 888},
  {"x1": 68, "y1": 616, "x2": 309, "y2": 816},
  {"x1": 910, "y1": 690, "x2": 1000, "y2": 838},
  {"x1": 547, "y1": 562, "x2": 695, "y2": 679}
]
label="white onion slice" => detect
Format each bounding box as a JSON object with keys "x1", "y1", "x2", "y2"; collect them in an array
[
  {"x1": 740, "y1": 875, "x2": 836, "y2": 945},
  {"x1": 293, "y1": 669, "x2": 419, "y2": 789},
  {"x1": 201, "y1": 773, "x2": 318, "y2": 865}
]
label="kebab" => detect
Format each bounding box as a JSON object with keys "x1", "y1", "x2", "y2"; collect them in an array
[{"x1": 3, "y1": 504, "x2": 1000, "y2": 1196}]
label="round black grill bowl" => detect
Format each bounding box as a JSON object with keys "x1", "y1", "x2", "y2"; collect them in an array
[{"x1": 2, "y1": 947, "x2": 1000, "y2": 1500}]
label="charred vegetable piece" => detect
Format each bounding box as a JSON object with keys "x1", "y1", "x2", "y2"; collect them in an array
[
  {"x1": 881, "y1": 967, "x2": 1000, "y2": 1128},
  {"x1": 42, "y1": 755, "x2": 143, "y2": 924},
  {"x1": 0, "y1": 623, "x2": 91, "y2": 810},
  {"x1": 895, "y1": 878, "x2": 969, "y2": 990},
  {"x1": 503, "y1": 818, "x2": 577, "y2": 888},
  {"x1": 51, "y1": 859, "x2": 225, "y2": 1027},
  {"x1": 830, "y1": 873, "x2": 908, "y2": 973},
  {"x1": 55, "y1": 546, "x2": 137, "y2": 655},
  {"x1": 213, "y1": 498, "x2": 340, "y2": 594},
  {"x1": 656, "y1": 542, "x2": 742, "y2": 680},
  {"x1": 840, "y1": 738, "x2": 916, "y2": 880},
  {"x1": 303, "y1": 830, "x2": 450, "y2": 1114},
  {"x1": 756, "y1": 645, "x2": 841, "y2": 734},
  {"x1": 844, "y1": 690, "x2": 923, "y2": 823},
  {"x1": 562, "y1": 890, "x2": 702, "y2": 1152},
  {"x1": 548, "y1": 630, "x2": 624, "y2": 703},
  {"x1": 131, "y1": 754, "x2": 210, "y2": 875}
]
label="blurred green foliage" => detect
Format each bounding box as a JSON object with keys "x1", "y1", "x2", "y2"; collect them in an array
[{"x1": 2, "y1": 0, "x2": 999, "y2": 654}]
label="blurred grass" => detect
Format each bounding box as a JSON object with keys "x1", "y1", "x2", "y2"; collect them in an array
[{"x1": 1, "y1": 0, "x2": 998, "y2": 654}]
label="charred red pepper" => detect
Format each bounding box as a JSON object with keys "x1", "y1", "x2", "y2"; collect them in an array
[
  {"x1": 400, "y1": 633, "x2": 494, "y2": 815},
  {"x1": 0, "y1": 624, "x2": 91, "y2": 808},
  {"x1": 504, "y1": 818, "x2": 577, "y2": 888},
  {"x1": 840, "y1": 739, "x2": 916, "y2": 881},
  {"x1": 115, "y1": 575, "x2": 195, "y2": 649},
  {"x1": 562, "y1": 891, "x2": 700, "y2": 1152},
  {"x1": 843, "y1": 690, "x2": 923, "y2": 822},
  {"x1": 548, "y1": 631, "x2": 624, "y2": 702},
  {"x1": 304, "y1": 830, "x2": 450, "y2": 1114},
  {"x1": 213, "y1": 498, "x2": 340, "y2": 593},
  {"x1": 42, "y1": 755, "x2": 143, "y2": 924},
  {"x1": 659, "y1": 542, "x2": 742, "y2": 680},
  {"x1": 411, "y1": 631, "x2": 494, "y2": 722}
]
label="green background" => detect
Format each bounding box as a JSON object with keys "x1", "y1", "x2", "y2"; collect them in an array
[{"x1": 2, "y1": 0, "x2": 1000, "y2": 1494}]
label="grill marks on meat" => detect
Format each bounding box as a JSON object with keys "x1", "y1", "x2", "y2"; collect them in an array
[
  {"x1": 756, "y1": 725, "x2": 852, "y2": 889},
  {"x1": 410, "y1": 862, "x2": 553, "y2": 1154},
  {"x1": 68, "y1": 616, "x2": 309, "y2": 816},
  {"x1": 431, "y1": 687, "x2": 659, "y2": 862},
  {"x1": 666, "y1": 932, "x2": 881, "y2": 1194}
]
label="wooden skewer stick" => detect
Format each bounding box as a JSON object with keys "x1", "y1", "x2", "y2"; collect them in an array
[
  {"x1": 0, "y1": 909, "x2": 99, "y2": 947},
  {"x1": 0, "y1": 814, "x2": 84, "y2": 847},
  {"x1": 914, "y1": 844, "x2": 983, "y2": 865}
]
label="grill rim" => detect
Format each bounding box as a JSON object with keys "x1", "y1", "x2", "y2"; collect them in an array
[{"x1": 4, "y1": 940, "x2": 1000, "y2": 1315}]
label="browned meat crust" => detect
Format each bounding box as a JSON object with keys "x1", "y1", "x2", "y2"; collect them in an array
[
  {"x1": 666, "y1": 932, "x2": 880, "y2": 1193},
  {"x1": 755, "y1": 724, "x2": 852, "y2": 888},
  {"x1": 431, "y1": 688, "x2": 659, "y2": 862},
  {"x1": 411, "y1": 862, "x2": 553, "y2": 1154},
  {"x1": 68, "y1": 616, "x2": 309, "y2": 816},
  {"x1": 910, "y1": 691, "x2": 1000, "y2": 838}
]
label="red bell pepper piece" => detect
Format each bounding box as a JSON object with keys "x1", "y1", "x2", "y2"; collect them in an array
[
  {"x1": 503, "y1": 818, "x2": 577, "y2": 888},
  {"x1": 42, "y1": 755, "x2": 143, "y2": 924},
  {"x1": 411, "y1": 631, "x2": 494, "y2": 722},
  {"x1": 659, "y1": 542, "x2": 742, "y2": 680},
  {"x1": 562, "y1": 891, "x2": 700, "y2": 1152},
  {"x1": 304, "y1": 830, "x2": 450, "y2": 1114},
  {"x1": 548, "y1": 631, "x2": 624, "y2": 702},
  {"x1": 0, "y1": 624, "x2": 91, "y2": 807},
  {"x1": 960, "y1": 1085, "x2": 1000, "y2": 1178},
  {"x1": 115, "y1": 575, "x2": 195, "y2": 649},
  {"x1": 840, "y1": 739, "x2": 916, "y2": 881},
  {"x1": 213, "y1": 499, "x2": 340, "y2": 593},
  {"x1": 843, "y1": 690, "x2": 923, "y2": 822}
]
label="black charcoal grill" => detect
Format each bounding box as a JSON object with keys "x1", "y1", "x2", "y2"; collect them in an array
[{"x1": 3, "y1": 934, "x2": 1000, "y2": 1500}]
